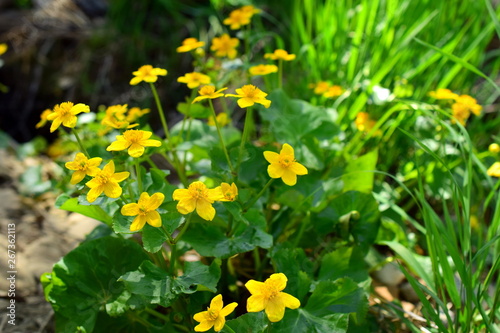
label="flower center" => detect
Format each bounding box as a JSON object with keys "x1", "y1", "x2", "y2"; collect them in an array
[
  {"x1": 207, "y1": 308, "x2": 219, "y2": 321},
  {"x1": 188, "y1": 184, "x2": 208, "y2": 200},
  {"x1": 138, "y1": 206, "x2": 148, "y2": 215},
  {"x1": 79, "y1": 161, "x2": 88, "y2": 170},
  {"x1": 279, "y1": 154, "x2": 294, "y2": 168},
  {"x1": 242, "y1": 86, "x2": 257, "y2": 98},
  {"x1": 95, "y1": 174, "x2": 110, "y2": 185},
  {"x1": 124, "y1": 130, "x2": 142, "y2": 143}
]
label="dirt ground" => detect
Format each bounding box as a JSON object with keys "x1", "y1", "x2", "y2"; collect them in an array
[{"x1": 0, "y1": 147, "x2": 100, "y2": 333}]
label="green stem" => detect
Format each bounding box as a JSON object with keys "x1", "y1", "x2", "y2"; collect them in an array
[
  {"x1": 237, "y1": 107, "x2": 254, "y2": 173},
  {"x1": 135, "y1": 159, "x2": 143, "y2": 193},
  {"x1": 182, "y1": 117, "x2": 193, "y2": 168},
  {"x1": 292, "y1": 211, "x2": 310, "y2": 247},
  {"x1": 162, "y1": 225, "x2": 175, "y2": 244},
  {"x1": 71, "y1": 128, "x2": 90, "y2": 158},
  {"x1": 226, "y1": 215, "x2": 234, "y2": 236},
  {"x1": 278, "y1": 59, "x2": 283, "y2": 89},
  {"x1": 253, "y1": 247, "x2": 261, "y2": 276},
  {"x1": 173, "y1": 213, "x2": 193, "y2": 244},
  {"x1": 149, "y1": 83, "x2": 171, "y2": 142},
  {"x1": 155, "y1": 250, "x2": 168, "y2": 272},
  {"x1": 244, "y1": 178, "x2": 274, "y2": 211},
  {"x1": 144, "y1": 307, "x2": 170, "y2": 322},
  {"x1": 209, "y1": 99, "x2": 235, "y2": 173},
  {"x1": 169, "y1": 243, "x2": 177, "y2": 276}
]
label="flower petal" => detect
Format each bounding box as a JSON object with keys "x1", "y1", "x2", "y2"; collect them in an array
[
  {"x1": 268, "y1": 163, "x2": 285, "y2": 179},
  {"x1": 246, "y1": 294, "x2": 267, "y2": 312},
  {"x1": 49, "y1": 117, "x2": 62, "y2": 132},
  {"x1": 265, "y1": 297, "x2": 286, "y2": 322},
  {"x1": 278, "y1": 292, "x2": 301, "y2": 309},
  {"x1": 210, "y1": 294, "x2": 224, "y2": 312},
  {"x1": 281, "y1": 169, "x2": 297, "y2": 186},
  {"x1": 196, "y1": 198, "x2": 216, "y2": 221},
  {"x1": 193, "y1": 311, "x2": 208, "y2": 322},
  {"x1": 87, "y1": 186, "x2": 103, "y2": 203},
  {"x1": 213, "y1": 316, "x2": 226, "y2": 332},
  {"x1": 280, "y1": 143, "x2": 294, "y2": 157},
  {"x1": 289, "y1": 162, "x2": 308, "y2": 175},
  {"x1": 263, "y1": 151, "x2": 280, "y2": 163},
  {"x1": 141, "y1": 139, "x2": 162, "y2": 147},
  {"x1": 103, "y1": 160, "x2": 115, "y2": 174},
  {"x1": 245, "y1": 279, "x2": 266, "y2": 295},
  {"x1": 121, "y1": 203, "x2": 139, "y2": 216},
  {"x1": 130, "y1": 215, "x2": 147, "y2": 232},
  {"x1": 129, "y1": 77, "x2": 142, "y2": 85},
  {"x1": 128, "y1": 143, "x2": 145, "y2": 157},
  {"x1": 173, "y1": 188, "x2": 190, "y2": 201},
  {"x1": 220, "y1": 302, "x2": 238, "y2": 317},
  {"x1": 268, "y1": 273, "x2": 288, "y2": 291},
  {"x1": 194, "y1": 320, "x2": 214, "y2": 332},
  {"x1": 107, "y1": 139, "x2": 131, "y2": 152},
  {"x1": 145, "y1": 192, "x2": 165, "y2": 210},
  {"x1": 70, "y1": 171, "x2": 86, "y2": 185},
  {"x1": 145, "y1": 210, "x2": 162, "y2": 227},
  {"x1": 177, "y1": 198, "x2": 196, "y2": 214},
  {"x1": 113, "y1": 172, "x2": 130, "y2": 182},
  {"x1": 237, "y1": 98, "x2": 255, "y2": 109},
  {"x1": 103, "y1": 181, "x2": 122, "y2": 198}
]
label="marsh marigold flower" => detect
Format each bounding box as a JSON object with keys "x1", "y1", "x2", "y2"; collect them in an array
[
  {"x1": 249, "y1": 64, "x2": 278, "y2": 76},
  {"x1": 192, "y1": 85, "x2": 228, "y2": 104},
  {"x1": 211, "y1": 34, "x2": 239, "y2": 59},
  {"x1": 223, "y1": 8, "x2": 251, "y2": 30},
  {"x1": 177, "y1": 37, "x2": 205, "y2": 53},
  {"x1": 240, "y1": 5, "x2": 261, "y2": 15},
  {"x1": 225, "y1": 84, "x2": 271, "y2": 108},
  {"x1": 172, "y1": 181, "x2": 223, "y2": 221},
  {"x1": 264, "y1": 143, "x2": 308, "y2": 186},
  {"x1": 121, "y1": 192, "x2": 165, "y2": 232},
  {"x1": 101, "y1": 104, "x2": 130, "y2": 129},
  {"x1": 264, "y1": 49, "x2": 296, "y2": 61},
  {"x1": 428, "y1": 88, "x2": 458, "y2": 100},
  {"x1": 208, "y1": 112, "x2": 230, "y2": 127},
  {"x1": 245, "y1": 273, "x2": 300, "y2": 322},
  {"x1": 451, "y1": 103, "x2": 471, "y2": 126},
  {"x1": 130, "y1": 65, "x2": 167, "y2": 85},
  {"x1": 309, "y1": 81, "x2": 330, "y2": 95},
  {"x1": 216, "y1": 182, "x2": 238, "y2": 201},
  {"x1": 0, "y1": 43, "x2": 7, "y2": 56},
  {"x1": 453, "y1": 94, "x2": 482, "y2": 116},
  {"x1": 177, "y1": 72, "x2": 211, "y2": 89},
  {"x1": 107, "y1": 129, "x2": 162, "y2": 158},
  {"x1": 355, "y1": 112, "x2": 377, "y2": 133},
  {"x1": 323, "y1": 85, "x2": 344, "y2": 98},
  {"x1": 47, "y1": 102, "x2": 90, "y2": 132},
  {"x1": 126, "y1": 107, "x2": 150, "y2": 123},
  {"x1": 193, "y1": 294, "x2": 237, "y2": 332},
  {"x1": 488, "y1": 162, "x2": 500, "y2": 177},
  {"x1": 85, "y1": 160, "x2": 130, "y2": 203},
  {"x1": 65, "y1": 153, "x2": 102, "y2": 184},
  {"x1": 35, "y1": 109, "x2": 53, "y2": 129},
  {"x1": 489, "y1": 143, "x2": 500, "y2": 153}
]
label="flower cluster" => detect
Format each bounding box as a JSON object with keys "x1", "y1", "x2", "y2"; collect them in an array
[
  {"x1": 428, "y1": 88, "x2": 482, "y2": 125},
  {"x1": 309, "y1": 81, "x2": 344, "y2": 98}
]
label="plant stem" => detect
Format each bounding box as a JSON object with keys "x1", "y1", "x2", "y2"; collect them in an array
[
  {"x1": 144, "y1": 307, "x2": 170, "y2": 322},
  {"x1": 292, "y1": 211, "x2": 310, "y2": 247},
  {"x1": 173, "y1": 213, "x2": 193, "y2": 244},
  {"x1": 169, "y1": 242, "x2": 177, "y2": 276},
  {"x1": 278, "y1": 59, "x2": 283, "y2": 89},
  {"x1": 135, "y1": 159, "x2": 143, "y2": 193},
  {"x1": 237, "y1": 107, "x2": 253, "y2": 173},
  {"x1": 149, "y1": 83, "x2": 171, "y2": 142},
  {"x1": 244, "y1": 178, "x2": 274, "y2": 211},
  {"x1": 162, "y1": 225, "x2": 175, "y2": 244},
  {"x1": 253, "y1": 247, "x2": 261, "y2": 276},
  {"x1": 155, "y1": 250, "x2": 168, "y2": 272},
  {"x1": 209, "y1": 99, "x2": 235, "y2": 173},
  {"x1": 71, "y1": 128, "x2": 90, "y2": 158}
]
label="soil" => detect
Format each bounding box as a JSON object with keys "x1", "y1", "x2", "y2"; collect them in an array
[{"x1": 0, "y1": 147, "x2": 100, "y2": 333}]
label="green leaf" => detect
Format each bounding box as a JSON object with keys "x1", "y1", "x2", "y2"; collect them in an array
[
  {"x1": 342, "y1": 150, "x2": 378, "y2": 193},
  {"x1": 177, "y1": 102, "x2": 211, "y2": 118},
  {"x1": 319, "y1": 246, "x2": 369, "y2": 283},
  {"x1": 306, "y1": 278, "x2": 368, "y2": 322},
  {"x1": 43, "y1": 236, "x2": 150, "y2": 332},
  {"x1": 222, "y1": 312, "x2": 268, "y2": 333},
  {"x1": 57, "y1": 195, "x2": 113, "y2": 227},
  {"x1": 175, "y1": 260, "x2": 221, "y2": 293},
  {"x1": 183, "y1": 209, "x2": 272, "y2": 258},
  {"x1": 272, "y1": 309, "x2": 349, "y2": 333},
  {"x1": 142, "y1": 224, "x2": 169, "y2": 253}
]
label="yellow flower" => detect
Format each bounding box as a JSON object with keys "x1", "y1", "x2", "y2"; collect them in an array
[
  {"x1": 101, "y1": 104, "x2": 130, "y2": 129},
  {"x1": 355, "y1": 112, "x2": 377, "y2": 132},
  {"x1": 121, "y1": 192, "x2": 165, "y2": 232},
  {"x1": 240, "y1": 5, "x2": 261, "y2": 15},
  {"x1": 107, "y1": 129, "x2": 162, "y2": 158},
  {"x1": 192, "y1": 85, "x2": 228, "y2": 104},
  {"x1": 323, "y1": 85, "x2": 344, "y2": 98},
  {"x1": 211, "y1": 34, "x2": 239, "y2": 59},
  {"x1": 208, "y1": 112, "x2": 230, "y2": 127},
  {"x1": 46, "y1": 102, "x2": 90, "y2": 132},
  {"x1": 451, "y1": 103, "x2": 470, "y2": 126},
  {"x1": 245, "y1": 273, "x2": 300, "y2": 322},
  {"x1": 454, "y1": 94, "x2": 482, "y2": 116},
  {"x1": 489, "y1": 143, "x2": 500, "y2": 153},
  {"x1": 177, "y1": 72, "x2": 211, "y2": 89},
  {"x1": 428, "y1": 88, "x2": 459, "y2": 100},
  {"x1": 225, "y1": 84, "x2": 271, "y2": 108},
  {"x1": 130, "y1": 65, "x2": 167, "y2": 85},
  {"x1": 223, "y1": 9, "x2": 252, "y2": 30},
  {"x1": 264, "y1": 49, "x2": 296, "y2": 61},
  {"x1": 177, "y1": 37, "x2": 205, "y2": 53},
  {"x1": 85, "y1": 160, "x2": 130, "y2": 203},
  {"x1": 487, "y1": 162, "x2": 500, "y2": 177},
  {"x1": 216, "y1": 182, "x2": 238, "y2": 202},
  {"x1": 65, "y1": 153, "x2": 102, "y2": 185},
  {"x1": 193, "y1": 294, "x2": 237, "y2": 332},
  {"x1": 172, "y1": 181, "x2": 223, "y2": 221},
  {"x1": 263, "y1": 143, "x2": 308, "y2": 186},
  {"x1": 309, "y1": 81, "x2": 330, "y2": 95},
  {"x1": 35, "y1": 109, "x2": 53, "y2": 128},
  {"x1": 126, "y1": 107, "x2": 150, "y2": 123},
  {"x1": 249, "y1": 64, "x2": 278, "y2": 76},
  {"x1": 0, "y1": 43, "x2": 7, "y2": 56}
]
